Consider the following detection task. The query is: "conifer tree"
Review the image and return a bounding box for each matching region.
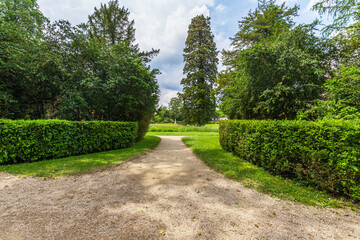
[87,0,136,47]
[180,15,218,125]
[86,0,158,62]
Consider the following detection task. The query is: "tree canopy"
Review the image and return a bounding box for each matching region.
[1,0,359,128]
[217,0,329,120]
[179,15,218,125]
[312,0,360,33]
[0,0,160,140]
[298,0,360,120]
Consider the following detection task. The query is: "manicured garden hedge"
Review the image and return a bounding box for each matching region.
[219,120,360,201]
[0,119,137,165]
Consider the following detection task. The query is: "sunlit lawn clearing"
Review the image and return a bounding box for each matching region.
[148,124,219,133]
[147,131,219,136]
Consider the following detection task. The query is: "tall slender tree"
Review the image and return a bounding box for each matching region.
[87,0,136,47]
[86,0,158,62]
[179,15,218,125]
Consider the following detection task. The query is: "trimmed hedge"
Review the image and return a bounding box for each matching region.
[0,119,137,165]
[220,120,360,201]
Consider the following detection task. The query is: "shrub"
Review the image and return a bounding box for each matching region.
[220,120,360,201]
[0,119,137,165]
[136,112,154,142]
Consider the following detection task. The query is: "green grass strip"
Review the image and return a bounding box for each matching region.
[182,136,351,208]
[147,132,219,136]
[0,136,161,178]
[148,124,219,133]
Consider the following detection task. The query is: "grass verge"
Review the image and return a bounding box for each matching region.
[0,136,161,178]
[182,136,352,208]
[147,132,219,136]
[148,124,219,133]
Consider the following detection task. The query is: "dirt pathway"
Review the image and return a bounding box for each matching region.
[0,136,359,240]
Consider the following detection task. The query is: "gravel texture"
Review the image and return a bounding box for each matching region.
[0,136,359,240]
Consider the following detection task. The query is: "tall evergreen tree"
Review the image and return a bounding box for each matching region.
[87,0,136,47]
[180,15,218,125]
[86,0,158,62]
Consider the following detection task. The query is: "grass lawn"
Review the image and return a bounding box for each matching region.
[150,123,219,127]
[147,131,219,136]
[182,136,354,208]
[0,136,161,178]
[148,123,219,133]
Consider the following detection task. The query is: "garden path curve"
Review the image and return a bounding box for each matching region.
[0,136,359,240]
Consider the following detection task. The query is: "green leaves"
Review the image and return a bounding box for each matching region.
[0,119,137,165]
[312,0,360,33]
[180,15,218,126]
[220,120,360,202]
[86,0,159,62]
[231,0,299,50]
[0,0,47,36]
[0,1,159,141]
[217,1,328,120]
[300,20,360,121]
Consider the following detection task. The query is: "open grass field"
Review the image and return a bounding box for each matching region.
[147,131,219,136]
[147,123,219,136]
[0,136,161,178]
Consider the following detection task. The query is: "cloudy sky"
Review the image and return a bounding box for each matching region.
[38,0,325,106]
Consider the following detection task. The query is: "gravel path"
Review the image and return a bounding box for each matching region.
[0,136,359,240]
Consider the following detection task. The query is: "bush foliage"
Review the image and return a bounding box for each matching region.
[219,120,360,201]
[0,119,137,165]
[0,1,159,142]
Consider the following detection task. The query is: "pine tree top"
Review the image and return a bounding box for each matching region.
[183,15,219,82]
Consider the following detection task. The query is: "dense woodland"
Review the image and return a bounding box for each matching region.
[0,0,159,139]
[1,0,359,127]
[158,0,360,125]
[217,0,360,121]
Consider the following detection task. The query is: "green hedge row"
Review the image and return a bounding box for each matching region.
[0,119,137,165]
[219,120,360,201]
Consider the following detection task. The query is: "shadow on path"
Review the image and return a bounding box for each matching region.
[0,136,359,240]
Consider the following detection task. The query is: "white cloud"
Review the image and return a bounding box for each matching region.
[215,4,226,12]
[38,0,215,106]
[37,0,324,106]
[159,90,179,107]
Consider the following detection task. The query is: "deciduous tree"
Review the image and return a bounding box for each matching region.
[217,0,329,120]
